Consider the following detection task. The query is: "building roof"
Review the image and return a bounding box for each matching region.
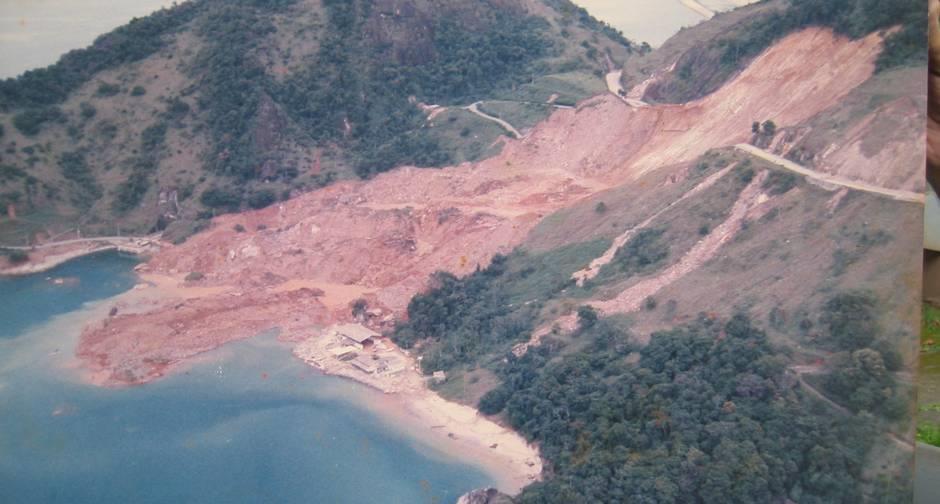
[351,355,378,373]
[334,323,379,343]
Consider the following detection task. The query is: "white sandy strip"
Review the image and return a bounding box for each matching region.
[293,334,542,494]
[592,171,770,314]
[573,162,739,285]
[402,392,542,492]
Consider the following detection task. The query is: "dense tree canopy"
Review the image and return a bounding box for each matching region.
[394,242,908,502]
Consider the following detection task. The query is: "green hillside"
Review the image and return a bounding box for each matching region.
[0,0,631,241]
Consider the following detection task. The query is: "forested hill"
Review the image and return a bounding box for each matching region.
[0,0,632,242]
[628,0,925,104]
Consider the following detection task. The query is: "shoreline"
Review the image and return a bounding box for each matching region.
[358,381,542,494]
[1,238,159,276]
[292,331,542,494]
[79,267,543,495]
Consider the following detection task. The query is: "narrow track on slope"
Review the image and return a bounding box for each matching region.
[464,102,523,139]
[735,143,924,203]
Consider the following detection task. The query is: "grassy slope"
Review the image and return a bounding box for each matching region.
[920,304,940,447]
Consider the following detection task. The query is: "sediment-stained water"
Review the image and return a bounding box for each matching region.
[0,256,491,503]
[0,251,139,339]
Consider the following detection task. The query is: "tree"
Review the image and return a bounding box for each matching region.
[595,201,608,214]
[577,305,598,329]
[751,121,760,134]
[351,298,368,319]
[761,120,776,136]
[6,250,28,264]
[247,189,276,209]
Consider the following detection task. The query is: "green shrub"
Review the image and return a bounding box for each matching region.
[58,151,101,206]
[200,186,241,210]
[247,189,276,209]
[610,228,668,274]
[577,305,598,329]
[12,107,64,136]
[5,250,29,264]
[79,102,97,119]
[112,166,151,213]
[130,85,147,96]
[95,82,121,97]
[184,271,205,282]
[821,293,878,351]
[166,98,190,119]
[350,298,368,318]
[761,120,776,136]
[762,171,797,195]
[478,387,510,415]
[917,422,940,447]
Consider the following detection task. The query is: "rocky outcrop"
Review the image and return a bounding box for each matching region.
[457,488,515,504]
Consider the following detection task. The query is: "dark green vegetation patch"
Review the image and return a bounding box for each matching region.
[393,228,911,501]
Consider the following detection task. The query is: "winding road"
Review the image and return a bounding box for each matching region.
[735,143,925,204]
[788,364,914,451]
[605,70,649,108]
[464,102,523,139]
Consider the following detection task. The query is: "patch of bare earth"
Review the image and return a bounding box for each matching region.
[78,28,887,386]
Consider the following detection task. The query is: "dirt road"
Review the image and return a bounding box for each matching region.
[789,364,914,451]
[605,70,649,108]
[735,143,924,203]
[464,102,523,139]
[0,235,157,250]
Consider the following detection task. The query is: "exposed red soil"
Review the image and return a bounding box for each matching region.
[77,28,891,386]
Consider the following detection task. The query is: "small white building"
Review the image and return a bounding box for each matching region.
[332,323,379,349]
[351,355,378,374]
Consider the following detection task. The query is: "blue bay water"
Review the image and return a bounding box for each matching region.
[0,251,140,339]
[0,254,492,503]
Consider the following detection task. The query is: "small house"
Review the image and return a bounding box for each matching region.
[351,355,378,374]
[333,323,379,349]
[329,346,357,361]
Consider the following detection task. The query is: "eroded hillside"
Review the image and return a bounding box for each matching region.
[63,10,926,501]
[77,27,905,384]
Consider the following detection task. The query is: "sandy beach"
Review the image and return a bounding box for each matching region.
[291,327,543,493]
[375,390,542,494]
